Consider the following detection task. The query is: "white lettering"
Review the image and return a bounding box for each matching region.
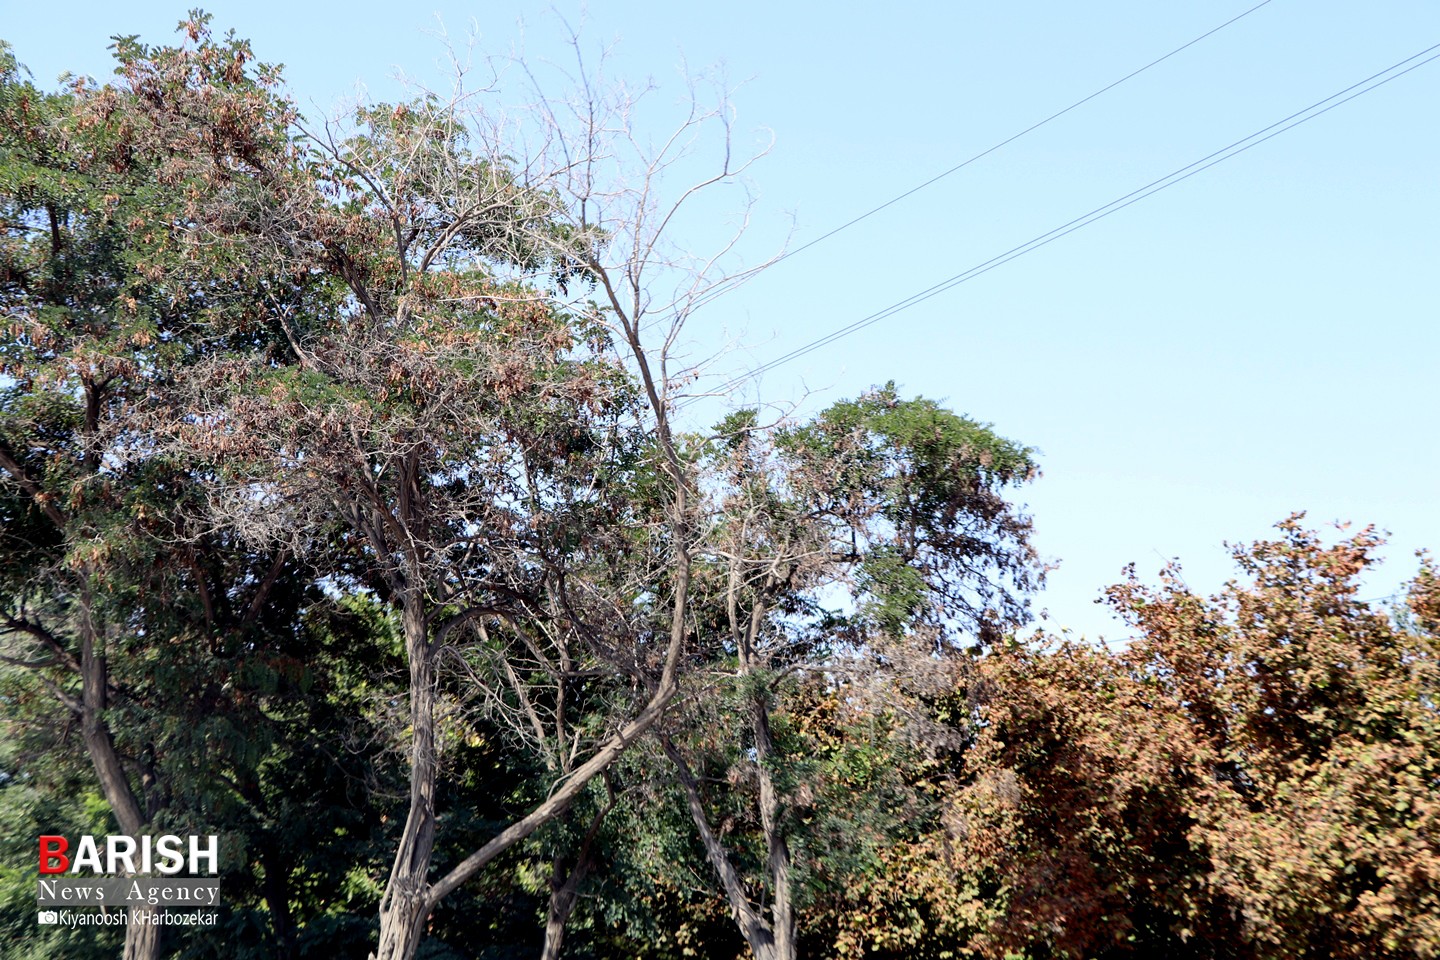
[61,834,214,876]
[107,836,137,875]
[37,879,105,901]
[72,836,103,874]
[155,835,184,875]
[188,835,218,875]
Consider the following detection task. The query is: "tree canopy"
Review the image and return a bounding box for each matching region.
[2,15,1437,960]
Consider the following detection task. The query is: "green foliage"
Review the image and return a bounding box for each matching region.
[776,383,1042,640]
[0,772,120,959]
[6,18,1437,960]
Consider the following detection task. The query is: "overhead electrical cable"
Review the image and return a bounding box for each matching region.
[687,0,1278,313]
[690,41,1440,403]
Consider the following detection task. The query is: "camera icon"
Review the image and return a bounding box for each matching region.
[38,909,59,924]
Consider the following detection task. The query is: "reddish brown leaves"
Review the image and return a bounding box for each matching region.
[948,519,1440,959]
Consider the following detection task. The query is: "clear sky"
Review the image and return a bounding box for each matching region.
[5,1,1436,640]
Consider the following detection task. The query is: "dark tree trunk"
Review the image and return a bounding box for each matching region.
[540,793,613,960]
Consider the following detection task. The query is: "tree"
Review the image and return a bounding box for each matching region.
[0,32,324,959]
[951,517,1440,959]
[649,387,1042,960]
[106,16,771,959]
[1115,520,1440,958]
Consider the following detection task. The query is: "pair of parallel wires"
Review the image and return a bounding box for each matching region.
[683,1,1440,403]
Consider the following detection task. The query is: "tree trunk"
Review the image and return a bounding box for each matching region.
[374,598,439,960]
[238,780,298,959]
[540,855,584,960]
[750,698,795,960]
[539,793,613,960]
[664,738,781,960]
[259,831,298,959]
[123,904,162,960]
[374,900,428,960]
[79,593,164,960]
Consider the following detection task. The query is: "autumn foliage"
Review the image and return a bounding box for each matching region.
[930,518,1440,960]
[3,13,1438,960]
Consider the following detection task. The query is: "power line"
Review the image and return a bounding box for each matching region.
[689,0,1277,313]
[689,41,1440,404]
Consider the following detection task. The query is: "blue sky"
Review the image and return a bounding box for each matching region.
[5,1,1436,639]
